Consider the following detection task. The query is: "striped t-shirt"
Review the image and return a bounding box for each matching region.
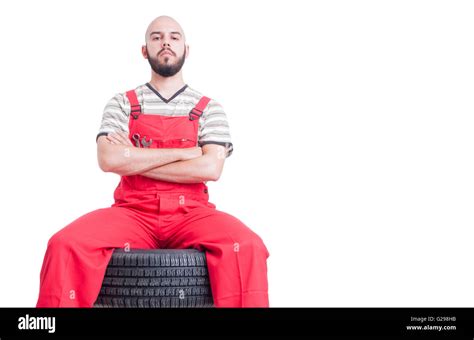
[96,83,233,157]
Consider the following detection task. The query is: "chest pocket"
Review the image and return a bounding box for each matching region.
[155,138,197,148]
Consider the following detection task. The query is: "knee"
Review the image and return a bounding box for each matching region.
[236,233,270,259]
[47,230,75,251]
[217,212,269,258]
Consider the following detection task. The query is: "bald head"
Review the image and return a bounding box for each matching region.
[142,15,188,78]
[145,16,186,43]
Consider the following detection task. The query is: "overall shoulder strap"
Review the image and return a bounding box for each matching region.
[125,90,142,119]
[189,96,211,121]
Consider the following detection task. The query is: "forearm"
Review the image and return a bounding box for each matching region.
[140,154,219,183]
[99,143,186,176]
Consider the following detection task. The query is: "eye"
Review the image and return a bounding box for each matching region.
[152,36,160,40]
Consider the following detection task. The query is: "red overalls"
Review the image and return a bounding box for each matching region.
[36,89,270,308]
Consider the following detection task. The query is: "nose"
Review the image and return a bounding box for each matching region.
[161,37,171,48]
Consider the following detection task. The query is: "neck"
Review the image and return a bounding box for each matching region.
[149,71,186,94]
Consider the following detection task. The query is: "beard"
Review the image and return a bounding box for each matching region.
[146,45,186,77]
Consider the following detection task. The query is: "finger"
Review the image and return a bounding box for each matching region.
[107,133,120,141]
[107,134,122,144]
[116,132,133,145]
[123,135,134,146]
[119,133,134,146]
[106,137,117,144]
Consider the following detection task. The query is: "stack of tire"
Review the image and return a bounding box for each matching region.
[94,248,214,308]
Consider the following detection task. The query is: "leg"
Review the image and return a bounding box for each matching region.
[159,205,270,308]
[36,206,159,307]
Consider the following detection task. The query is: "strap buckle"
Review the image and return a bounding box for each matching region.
[130,104,142,119]
[189,107,203,121]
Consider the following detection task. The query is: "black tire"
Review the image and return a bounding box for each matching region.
[93,248,214,308]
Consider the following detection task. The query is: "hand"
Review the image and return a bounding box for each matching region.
[181,147,203,160]
[107,131,134,146]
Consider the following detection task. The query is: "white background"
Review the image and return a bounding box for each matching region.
[0,0,473,307]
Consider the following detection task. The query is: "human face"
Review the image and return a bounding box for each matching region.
[144,28,187,77]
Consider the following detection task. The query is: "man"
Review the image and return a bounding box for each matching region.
[36,16,270,308]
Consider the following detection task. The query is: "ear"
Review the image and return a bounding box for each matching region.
[141,45,148,59]
[185,44,189,59]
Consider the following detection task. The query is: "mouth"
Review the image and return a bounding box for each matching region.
[160,50,174,57]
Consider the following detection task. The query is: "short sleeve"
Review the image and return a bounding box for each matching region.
[198,99,234,157]
[96,93,130,142]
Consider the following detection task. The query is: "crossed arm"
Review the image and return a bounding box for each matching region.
[97,132,227,183]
